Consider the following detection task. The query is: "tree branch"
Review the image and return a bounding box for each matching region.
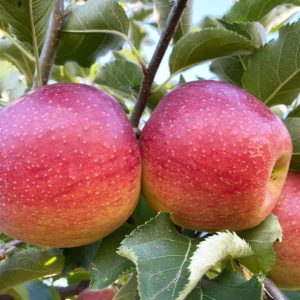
[264,278,288,300]
[130,0,188,128]
[33,0,64,88]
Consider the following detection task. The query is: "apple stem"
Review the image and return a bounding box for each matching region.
[130,0,189,129]
[32,0,65,89]
[264,278,289,300]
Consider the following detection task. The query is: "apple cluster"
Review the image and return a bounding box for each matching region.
[0,81,298,289]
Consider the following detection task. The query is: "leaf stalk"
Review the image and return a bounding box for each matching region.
[33,0,65,88]
[29,0,42,88]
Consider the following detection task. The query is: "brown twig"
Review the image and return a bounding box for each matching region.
[33,0,64,88]
[130,0,188,128]
[264,278,288,300]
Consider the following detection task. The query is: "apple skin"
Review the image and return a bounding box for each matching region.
[77,287,115,300]
[0,83,141,247]
[140,80,292,231]
[269,172,300,289]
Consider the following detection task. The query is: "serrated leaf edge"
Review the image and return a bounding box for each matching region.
[176,231,253,300]
[117,212,166,265]
[90,264,135,291]
[170,27,256,74]
[118,212,194,300]
[242,20,300,104]
[117,213,165,300]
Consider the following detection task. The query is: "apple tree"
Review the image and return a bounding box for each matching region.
[0,0,300,299]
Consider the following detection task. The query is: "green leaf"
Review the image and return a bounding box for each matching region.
[0,39,34,85]
[131,195,156,226]
[210,56,244,87]
[178,74,186,84]
[200,16,222,29]
[238,215,282,274]
[62,241,100,274]
[284,117,300,172]
[68,271,90,285]
[112,48,141,66]
[186,269,263,300]
[289,104,300,117]
[0,61,26,105]
[114,273,140,300]
[169,28,255,75]
[218,20,267,47]
[0,234,11,243]
[177,232,253,300]
[0,0,55,50]
[0,248,64,292]
[94,60,143,97]
[90,224,134,291]
[118,213,197,300]
[283,290,300,299]
[154,0,193,43]
[148,85,168,110]
[242,21,300,106]
[131,6,153,22]
[270,105,288,118]
[224,0,300,23]
[6,284,30,300]
[129,20,147,50]
[56,0,129,67]
[51,62,87,83]
[123,0,152,3]
[25,280,60,300]
[201,18,267,47]
[261,4,300,32]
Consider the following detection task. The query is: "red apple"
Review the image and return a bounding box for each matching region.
[269,172,300,289]
[0,83,141,247]
[140,80,292,231]
[77,287,115,300]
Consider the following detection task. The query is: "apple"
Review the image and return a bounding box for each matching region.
[140,80,292,231]
[77,287,115,300]
[0,83,141,247]
[269,172,300,289]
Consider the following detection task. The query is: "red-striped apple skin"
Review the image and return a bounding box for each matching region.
[78,288,115,300]
[140,80,292,231]
[0,83,141,247]
[269,172,300,289]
